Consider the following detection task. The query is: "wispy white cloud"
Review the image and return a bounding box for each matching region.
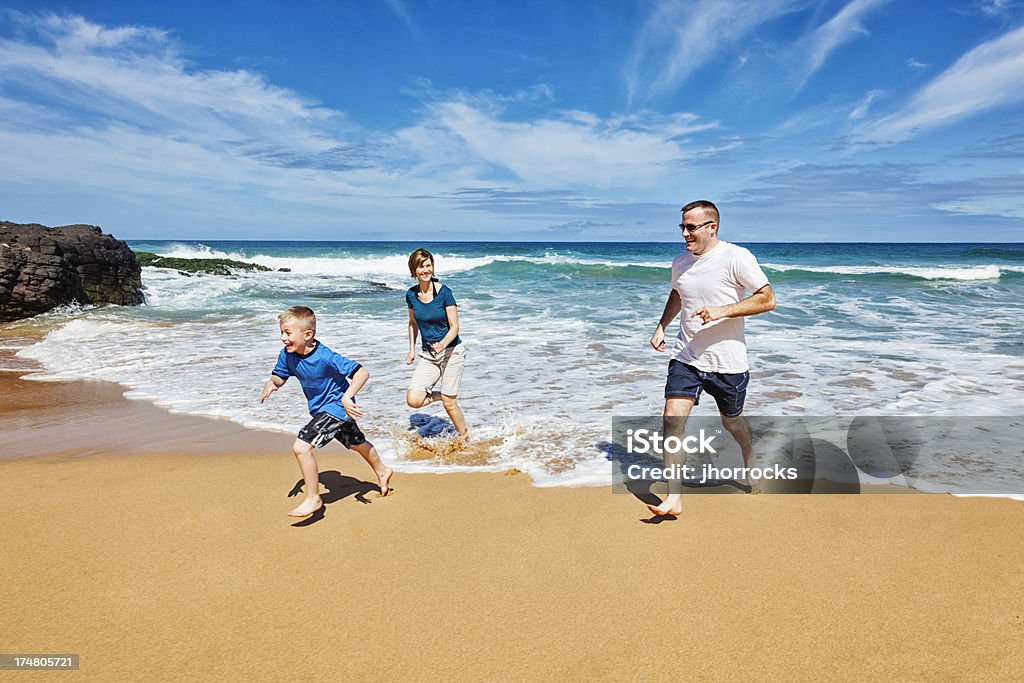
[382,0,421,39]
[906,57,929,69]
[978,0,1024,18]
[623,0,808,105]
[849,89,883,120]
[393,92,720,188]
[0,12,726,234]
[794,0,893,91]
[856,23,1024,143]
[0,12,346,150]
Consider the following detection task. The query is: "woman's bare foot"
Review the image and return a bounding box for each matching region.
[288,496,323,517]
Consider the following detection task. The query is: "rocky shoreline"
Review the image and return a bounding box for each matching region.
[133,251,281,276]
[0,221,143,323]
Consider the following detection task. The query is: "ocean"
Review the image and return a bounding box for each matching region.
[6,240,1024,493]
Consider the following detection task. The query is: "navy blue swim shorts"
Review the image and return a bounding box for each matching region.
[298,412,367,449]
[665,360,749,418]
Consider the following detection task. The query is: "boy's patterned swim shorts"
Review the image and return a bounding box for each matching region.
[297,412,367,449]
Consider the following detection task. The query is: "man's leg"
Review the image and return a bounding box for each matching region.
[720,413,760,492]
[646,397,695,517]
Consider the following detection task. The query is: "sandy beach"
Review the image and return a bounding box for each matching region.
[2,370,1023,680]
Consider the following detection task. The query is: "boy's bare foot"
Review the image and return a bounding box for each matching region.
[288,496,323,517]
[376,467,394,497]
[645,496,683,517]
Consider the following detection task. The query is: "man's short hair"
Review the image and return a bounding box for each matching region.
[681,200,720,224]
[408,248,434,277]
[279,305,316,334]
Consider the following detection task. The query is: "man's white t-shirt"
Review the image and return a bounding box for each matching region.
[670,241,770,373]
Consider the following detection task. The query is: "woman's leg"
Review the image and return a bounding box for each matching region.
[440,394,468,436]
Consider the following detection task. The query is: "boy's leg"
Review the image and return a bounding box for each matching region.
[290,438,323,517]
[351,440,393,497]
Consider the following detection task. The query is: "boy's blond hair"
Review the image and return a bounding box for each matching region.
[279,306,316,334]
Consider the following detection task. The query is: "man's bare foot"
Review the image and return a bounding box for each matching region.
[288,496,323,517]
[376,467,394,497]
[646,496,683,517]
[742,454,761,494]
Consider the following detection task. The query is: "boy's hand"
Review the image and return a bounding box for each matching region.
[342,395,365,419]
[259,379,278,403]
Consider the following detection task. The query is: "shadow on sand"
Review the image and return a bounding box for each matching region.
[287,470,383,527]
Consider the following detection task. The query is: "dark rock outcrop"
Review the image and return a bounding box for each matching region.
[0,222,144,322]
[134,251,272,275]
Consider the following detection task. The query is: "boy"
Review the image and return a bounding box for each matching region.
[260,305,393,517]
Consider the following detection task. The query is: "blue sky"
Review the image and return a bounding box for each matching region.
[1,1,1023,242]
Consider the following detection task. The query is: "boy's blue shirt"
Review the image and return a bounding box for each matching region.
[272,340,361,421]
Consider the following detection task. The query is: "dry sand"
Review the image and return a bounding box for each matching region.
[2,371,1023,680]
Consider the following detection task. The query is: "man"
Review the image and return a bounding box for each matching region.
[647,200,776,517]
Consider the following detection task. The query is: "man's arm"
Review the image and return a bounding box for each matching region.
[259,374,287,403]
[651,289,682,352]
[692,284,776,325]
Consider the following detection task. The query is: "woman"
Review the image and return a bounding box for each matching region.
[405,248,468,436]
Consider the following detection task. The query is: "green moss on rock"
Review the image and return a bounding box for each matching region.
[133,251,272,275]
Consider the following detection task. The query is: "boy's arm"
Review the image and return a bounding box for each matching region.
[260,375,286,403]
[340,366,369,419]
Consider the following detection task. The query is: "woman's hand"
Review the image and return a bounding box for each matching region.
[429,341,445,354]
[406,352,416,365]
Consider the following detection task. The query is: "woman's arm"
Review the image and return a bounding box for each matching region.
[430,305,460,353]
[407,307,419,364]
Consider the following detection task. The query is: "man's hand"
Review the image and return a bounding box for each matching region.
[650,326,666,352]
[342,395,365,419]
[692,305,726,325]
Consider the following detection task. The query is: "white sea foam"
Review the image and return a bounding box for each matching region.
[152,242,665,279]
[763,263,1003,281]
[13,243,1024,496]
